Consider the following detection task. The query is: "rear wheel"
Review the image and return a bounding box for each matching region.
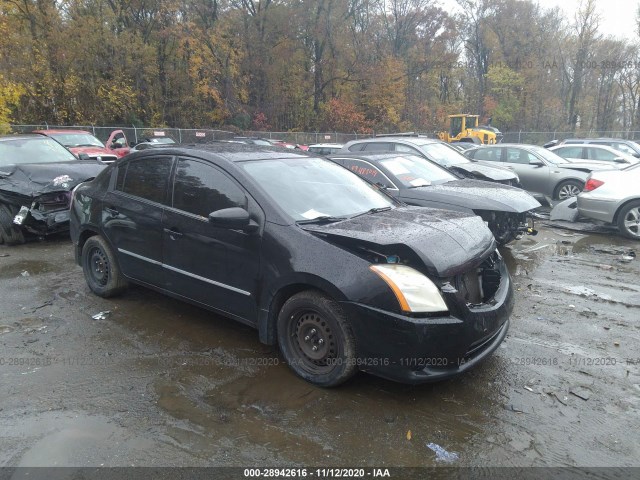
[616,200,640,240]
[554,180,583,200]
[0,204,26,246]
[277,290,357,387]
[81,235,128,297]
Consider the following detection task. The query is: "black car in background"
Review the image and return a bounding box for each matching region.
[339,137,521,186]
[0,134,106,245]
[70,144,513,386]
[330,153,540,245]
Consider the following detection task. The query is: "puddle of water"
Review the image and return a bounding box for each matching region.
[0,260,54,279]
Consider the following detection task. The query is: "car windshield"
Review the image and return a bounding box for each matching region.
[0,137,77,166]
[379,155,456,187]
[528,145,570,164]
[420,142,472,167]
[49,132,105,148]
[241,157,395,221]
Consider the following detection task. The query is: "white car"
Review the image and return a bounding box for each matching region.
[307,143,344,155]
[577,163,640,240]
[549,144,639,167]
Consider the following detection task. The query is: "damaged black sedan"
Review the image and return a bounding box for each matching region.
[330,153,540,245]
[0,135,106,245]
[70,145,513,386]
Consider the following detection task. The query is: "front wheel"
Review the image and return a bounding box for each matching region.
[81,235,128,297]
[277,290,357,387]
[616,200,640,240]
[554,180,583,200]
[0,204,26,246]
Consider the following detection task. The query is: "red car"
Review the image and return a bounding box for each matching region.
[33,129,130,162]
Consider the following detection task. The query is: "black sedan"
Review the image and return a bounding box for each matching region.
[0,134,106,245]
[330,153,540,245]
[70,144,513,386]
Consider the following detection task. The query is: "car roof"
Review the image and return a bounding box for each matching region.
[562,138,638,143]
[346,136,439,146]
[0,133,48,142]
[32,129,93,134]
[128,142,313,163]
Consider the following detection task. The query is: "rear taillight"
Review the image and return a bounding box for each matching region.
[584,178,604,192]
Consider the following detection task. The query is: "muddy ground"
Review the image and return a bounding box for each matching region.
[0,222,639,471]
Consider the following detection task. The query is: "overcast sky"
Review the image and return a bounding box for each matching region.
[441,0,639,41]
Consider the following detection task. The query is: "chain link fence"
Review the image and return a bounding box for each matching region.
[10,124,640,147]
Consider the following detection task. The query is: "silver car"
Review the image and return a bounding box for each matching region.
[577,163,640,240]
[549,144,639,166]
[465,144,616,200]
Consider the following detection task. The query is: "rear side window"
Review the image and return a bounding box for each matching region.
[362,142,393,152]
[505,148,537,164]
[347,143,366,152]
[172,158,247,218]
[555,146,583,158]
[587,147,617,161]
[472,147,500,162]
[116,156,173,204]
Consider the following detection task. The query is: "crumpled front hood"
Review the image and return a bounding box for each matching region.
[450,161,517,181]
[0,161,106,197]
[402,179,540,213]
[302,206,496,277]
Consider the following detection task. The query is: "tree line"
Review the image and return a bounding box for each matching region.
[2,0,640,136]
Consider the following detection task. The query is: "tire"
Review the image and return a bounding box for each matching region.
[554,180,583,201]
[0,204,26,246]
[277,290,357,387]
[81,235,128,297]
[616,200,640,240]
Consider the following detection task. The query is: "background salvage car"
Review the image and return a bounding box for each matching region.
[0,135,106,245]
[70,144,513,387]
[577,163,640,240]
[339,136,521,187]
[464,144,616,200]
[329,153,540,245]
[549,144,639,166]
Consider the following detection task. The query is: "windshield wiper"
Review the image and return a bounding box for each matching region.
[407,184,431,189]
[296,215,348,224]
[350,206,392,219]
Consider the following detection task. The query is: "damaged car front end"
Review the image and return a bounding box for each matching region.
[0,135,106,244]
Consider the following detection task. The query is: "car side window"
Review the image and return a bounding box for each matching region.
[505,148,535,164]
[172,158,247,218]
[362,142,393,152]
[472,147,500,162]
[394,144,421,155]
[587,147,617,161]
[347,143,366,152]
[341,159,394,188]
[610,143,635,155]
[115,156,173,204]
[556,146,583,158]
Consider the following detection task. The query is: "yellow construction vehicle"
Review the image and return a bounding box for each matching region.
[438,114,503,144]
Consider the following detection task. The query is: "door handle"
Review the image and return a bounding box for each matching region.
[164,227,183,238]
[105,207,119,216]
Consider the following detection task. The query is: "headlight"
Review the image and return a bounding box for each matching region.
[370,264,449,313]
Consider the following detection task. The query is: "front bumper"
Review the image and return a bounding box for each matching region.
[13,205,71,236]
[340,256,513,384]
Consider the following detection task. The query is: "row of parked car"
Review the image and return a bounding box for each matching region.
[1,130,637,386]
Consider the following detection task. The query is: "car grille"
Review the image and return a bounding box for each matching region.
[455,251,502,306]
[35,192,71,212]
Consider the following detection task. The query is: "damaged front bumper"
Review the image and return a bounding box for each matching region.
[10,191,72,236]
[340,252,513,384]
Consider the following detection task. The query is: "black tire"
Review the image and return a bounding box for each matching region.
[554,180,583,201]
[277,290,357,387]
[81,235,128,297]
[616,200,640,240]
[0,204,26,246]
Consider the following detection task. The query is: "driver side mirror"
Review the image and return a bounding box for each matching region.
[613,157,628,164]
[208,207,259,233]
[77,153,90,161]
[375,182,389,190]
[529,159,544,167]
